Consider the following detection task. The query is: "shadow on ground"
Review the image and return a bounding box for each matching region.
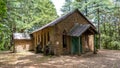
[0,50,120,68]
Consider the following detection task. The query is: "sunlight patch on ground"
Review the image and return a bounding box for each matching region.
[41,63,52,66]
[16,51,35,55]
[12,59,32,65]
[106,57,117,61]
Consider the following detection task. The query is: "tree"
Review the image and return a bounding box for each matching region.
[7,0,57,32]
[0,0,58,50]
[61,0,73,15]
[0,0,10,50]
[29,0,58,31]
[0,0,6,21]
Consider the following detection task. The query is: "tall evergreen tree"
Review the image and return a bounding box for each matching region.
[0,0,58,50]
[0,0,9,50]
[61,0,73,15]
[7,0,58,32]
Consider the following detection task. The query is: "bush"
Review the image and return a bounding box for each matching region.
[101,34,120,50]
[109,41,120,50]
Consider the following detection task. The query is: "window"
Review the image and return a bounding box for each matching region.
[63,35,67,48]
[63,30,67,48]
[47,32,50,41]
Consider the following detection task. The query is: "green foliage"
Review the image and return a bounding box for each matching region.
[0,0,7,21]
[0,0,10,50]
[0,0,58,50]
[7,0,57,32]
[61,0,73,14]
[0,24,10,50]
[110,41,120,49]
[29,0,58,31]
[101,23,120,50]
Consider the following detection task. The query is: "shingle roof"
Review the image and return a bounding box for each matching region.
[68,24,95,37]
[13,33,31,40]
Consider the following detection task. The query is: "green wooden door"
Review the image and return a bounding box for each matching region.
[71,37,79,54]
[71,37,82,55]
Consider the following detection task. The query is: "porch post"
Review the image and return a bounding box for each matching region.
[71,41,72,55]
[78,37,80,55]
[94,34,97,54]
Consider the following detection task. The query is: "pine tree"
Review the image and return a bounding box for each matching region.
[0,0,58,50]
[0,0,6,21]
[61,0,73,15]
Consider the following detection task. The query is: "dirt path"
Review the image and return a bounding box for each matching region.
[0,50,120,68]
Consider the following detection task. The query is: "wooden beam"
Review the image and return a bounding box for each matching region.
[36,33,38,46]
[43,32,44,51]
[40,32,41,42]
[78,37,80,55]
[41,32,43,49]
[94,35,97,54]
[46,32,48,45]
[38,33,39,44]
[34,33,37,50]
[88,29,94,34]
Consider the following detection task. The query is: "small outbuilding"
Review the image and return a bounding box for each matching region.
[13,33,33,52]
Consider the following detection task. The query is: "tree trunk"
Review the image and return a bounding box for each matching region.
[85,0,88,16]
[97,4,101,49]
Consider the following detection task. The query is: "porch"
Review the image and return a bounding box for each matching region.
[62,24,98,55]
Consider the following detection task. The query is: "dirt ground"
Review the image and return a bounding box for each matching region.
[0,50,120,68]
